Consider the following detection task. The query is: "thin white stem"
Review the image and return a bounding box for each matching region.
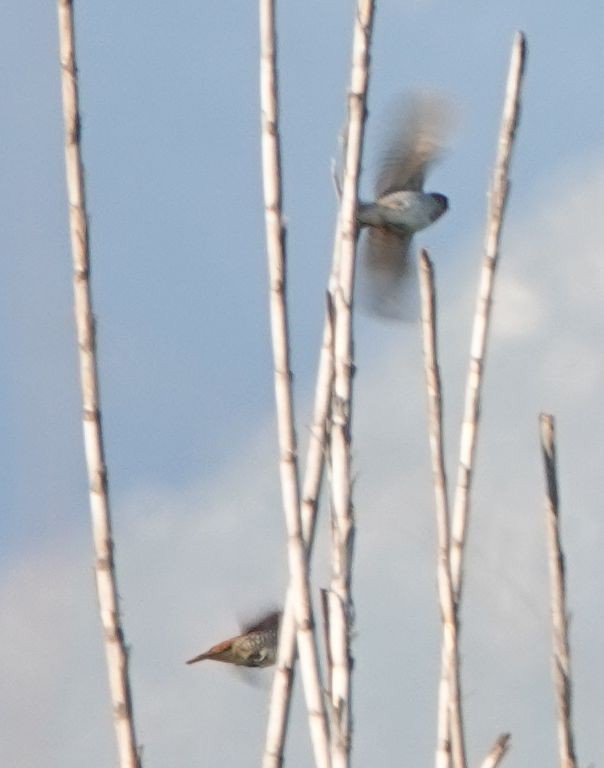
[450,32,527,600]
[320,587,334,701]
[302,292,337,547]
[419,252,467,768]
[539,414,578,768]
[479,733,511,768]
[328,3,375,766]
[258,2,331,767]
[263,14,368,768]
[56,3,141,767]
[264,298,335,768]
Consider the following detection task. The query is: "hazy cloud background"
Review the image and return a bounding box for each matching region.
[1,2,604,766]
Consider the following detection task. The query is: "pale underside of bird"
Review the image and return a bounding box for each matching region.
[356,92,451,321]
[186,610,281,668]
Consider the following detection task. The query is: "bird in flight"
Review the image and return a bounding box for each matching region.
[357,92,451,320]
[186,610,281,668]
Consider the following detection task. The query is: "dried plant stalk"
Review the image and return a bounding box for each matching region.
[258,2,331,767]
[263,585,298,768]
[57,2,141,767]
[419,252,467,768]
[264,295,335,768]
[320,587,334,701]
[539,414,578,768]
[265,1,376,761]
[328,3,375,766]
[301,292,337,545]
[480,733,511,768]
[450,32,527,599]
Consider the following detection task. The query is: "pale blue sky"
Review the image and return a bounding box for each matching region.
[2,2,603,539]
[1,2,604,766]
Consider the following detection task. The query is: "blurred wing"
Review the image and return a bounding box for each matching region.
[374,92,451,197]
[233,666,272,689]
[357,228,419,322]
[241,609,281,635]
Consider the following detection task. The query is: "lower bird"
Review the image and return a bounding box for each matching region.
[186,610,281,668]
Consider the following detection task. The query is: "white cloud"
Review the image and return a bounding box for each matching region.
[3,154,604,766]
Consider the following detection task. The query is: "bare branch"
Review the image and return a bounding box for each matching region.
[419,251,467,768]
[264,1,376,762]
[328,3,375,766]
[450,32,527,599]
[264,293,335,768]
[539,414,578,768]
[321,587,334,701]
[258,2,331,767]
[265,132,344,765]
[480,733,511,768]
[331,158,343,201]
[56,2,141,766]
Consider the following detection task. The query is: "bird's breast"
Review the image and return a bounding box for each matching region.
[358,191,447,234]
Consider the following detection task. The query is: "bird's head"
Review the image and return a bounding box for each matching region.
[428,192,449,221]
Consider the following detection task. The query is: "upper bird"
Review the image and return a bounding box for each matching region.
[357,92,451,320]
[186,610,281,668]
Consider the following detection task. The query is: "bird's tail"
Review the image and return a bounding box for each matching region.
[185,638,234,665]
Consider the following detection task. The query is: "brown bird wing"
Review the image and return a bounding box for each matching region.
[374,92,450,197]
[358,227,419,321]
